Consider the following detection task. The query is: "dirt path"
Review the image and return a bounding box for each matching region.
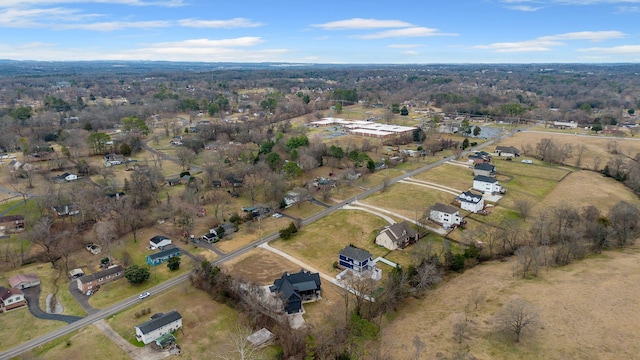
[353,200,447,235]
[342,204,397,224]
[94,319,169,360]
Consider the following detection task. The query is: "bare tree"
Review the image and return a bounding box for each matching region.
[22,217,58,267]
[514,199,532,221]
[468,288,486,311]
[412,335,426,359]
[94,220,118,258]
[575,144,587,168]
[243,173,264,205]
[217,326,261,360]
[452,314,469,344]
[496,298,540,343]
[175,147,196,170]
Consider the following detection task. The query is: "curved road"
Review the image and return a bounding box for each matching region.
[0,130,513,359]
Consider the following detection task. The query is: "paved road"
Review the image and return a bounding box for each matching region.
[0,130,514,359]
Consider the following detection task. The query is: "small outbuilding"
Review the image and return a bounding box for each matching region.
[8,274,40,290]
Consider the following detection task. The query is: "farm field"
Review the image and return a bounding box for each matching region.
[498,131,640,170]
[379,246,640,360]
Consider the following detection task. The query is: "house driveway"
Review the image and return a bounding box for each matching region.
[68,280,100,315]
[94,319,169,360]
[22,285,83,323]
[350,200,447,235]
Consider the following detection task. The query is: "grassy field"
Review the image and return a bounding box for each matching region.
[28,324,129,360]
[272,210,389,275]
[104,284,279,359]
[362,182,454,221]
[0,308,66,352]
[379,246,640,360]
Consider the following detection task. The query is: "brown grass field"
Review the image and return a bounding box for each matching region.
[379,247,640,360]
[271,210,390,275]
[497,131,640,170]
[0,307,67,352]
[28,324,128,360]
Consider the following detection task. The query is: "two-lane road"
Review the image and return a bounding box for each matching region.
[0,130,513,359]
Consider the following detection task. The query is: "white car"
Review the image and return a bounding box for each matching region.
[138,291,150,299]
[272,212,283,219]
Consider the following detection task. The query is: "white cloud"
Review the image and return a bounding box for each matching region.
[151,37,265,48]
[356,27,456,39]
[506,5,543,11]
[578,44,640,54]
[615,5,640,13]
[475,39,560,52]
[60,20,171,31]
[476,30,626,52]
[388,44,423,48]
[540,30,625,41]
[311,18,413,30]
[0,7,100,28]
[0,0,185,7]
[178,18,263,29]
[403,50,419,55]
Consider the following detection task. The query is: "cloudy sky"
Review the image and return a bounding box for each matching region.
[1,0,640,63]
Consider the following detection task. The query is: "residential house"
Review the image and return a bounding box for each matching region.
[53,172,78,183]
[473,175,504,194]
[468,154,489,164]
[455,191,485,213]
[473,163,496,177]
[495,146,520,158]
[146,247,181,266]
[338,246,375,273]
[0,215,25,234]
[429,203,463,228]
[8,159,22,172]
[166,178,181,186]
[135,310,183,345]
[52,205,79,217]
[375,221,420,250]
[149,235,172,250]
[284,191,301,207]
[269,270,322,314]
[0,288,27,313]
[9,274,40,289]
[76,265,124,293]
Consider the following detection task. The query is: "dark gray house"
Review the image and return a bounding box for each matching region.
[269,270,322,314]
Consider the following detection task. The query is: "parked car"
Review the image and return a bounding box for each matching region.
[272,212,283,219]
[138,291,150,299]
[521,159,533,164]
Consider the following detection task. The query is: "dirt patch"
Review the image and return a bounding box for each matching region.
[380,247,640,359]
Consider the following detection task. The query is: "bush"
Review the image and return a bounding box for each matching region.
[279,222,298,240]
[332,261,339,269]
[451,253,466,273]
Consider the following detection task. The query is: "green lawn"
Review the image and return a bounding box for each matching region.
[29,325,128,360]
[272,210,389,274]
[0,308,65,352]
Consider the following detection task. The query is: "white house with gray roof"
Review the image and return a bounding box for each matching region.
[473,175,504,194]
[456,191,485,213]
[429,203,463,228]
[135,310,183,345]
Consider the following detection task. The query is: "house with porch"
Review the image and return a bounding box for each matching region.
[9,274,40,289]
[269,270,322,314]
[473,175,504,194]
[375,221,420,250]
[146,247,181,266]
[0,288,27,313]
[76,265,124,293]
[429,203,463,228]
[135,310,183,345]
[495,146,520,158]
[338,245,375,272]
[473,163,496,177]
[455,191,485,213]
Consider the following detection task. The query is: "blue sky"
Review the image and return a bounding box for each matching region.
[1,0,640,63]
